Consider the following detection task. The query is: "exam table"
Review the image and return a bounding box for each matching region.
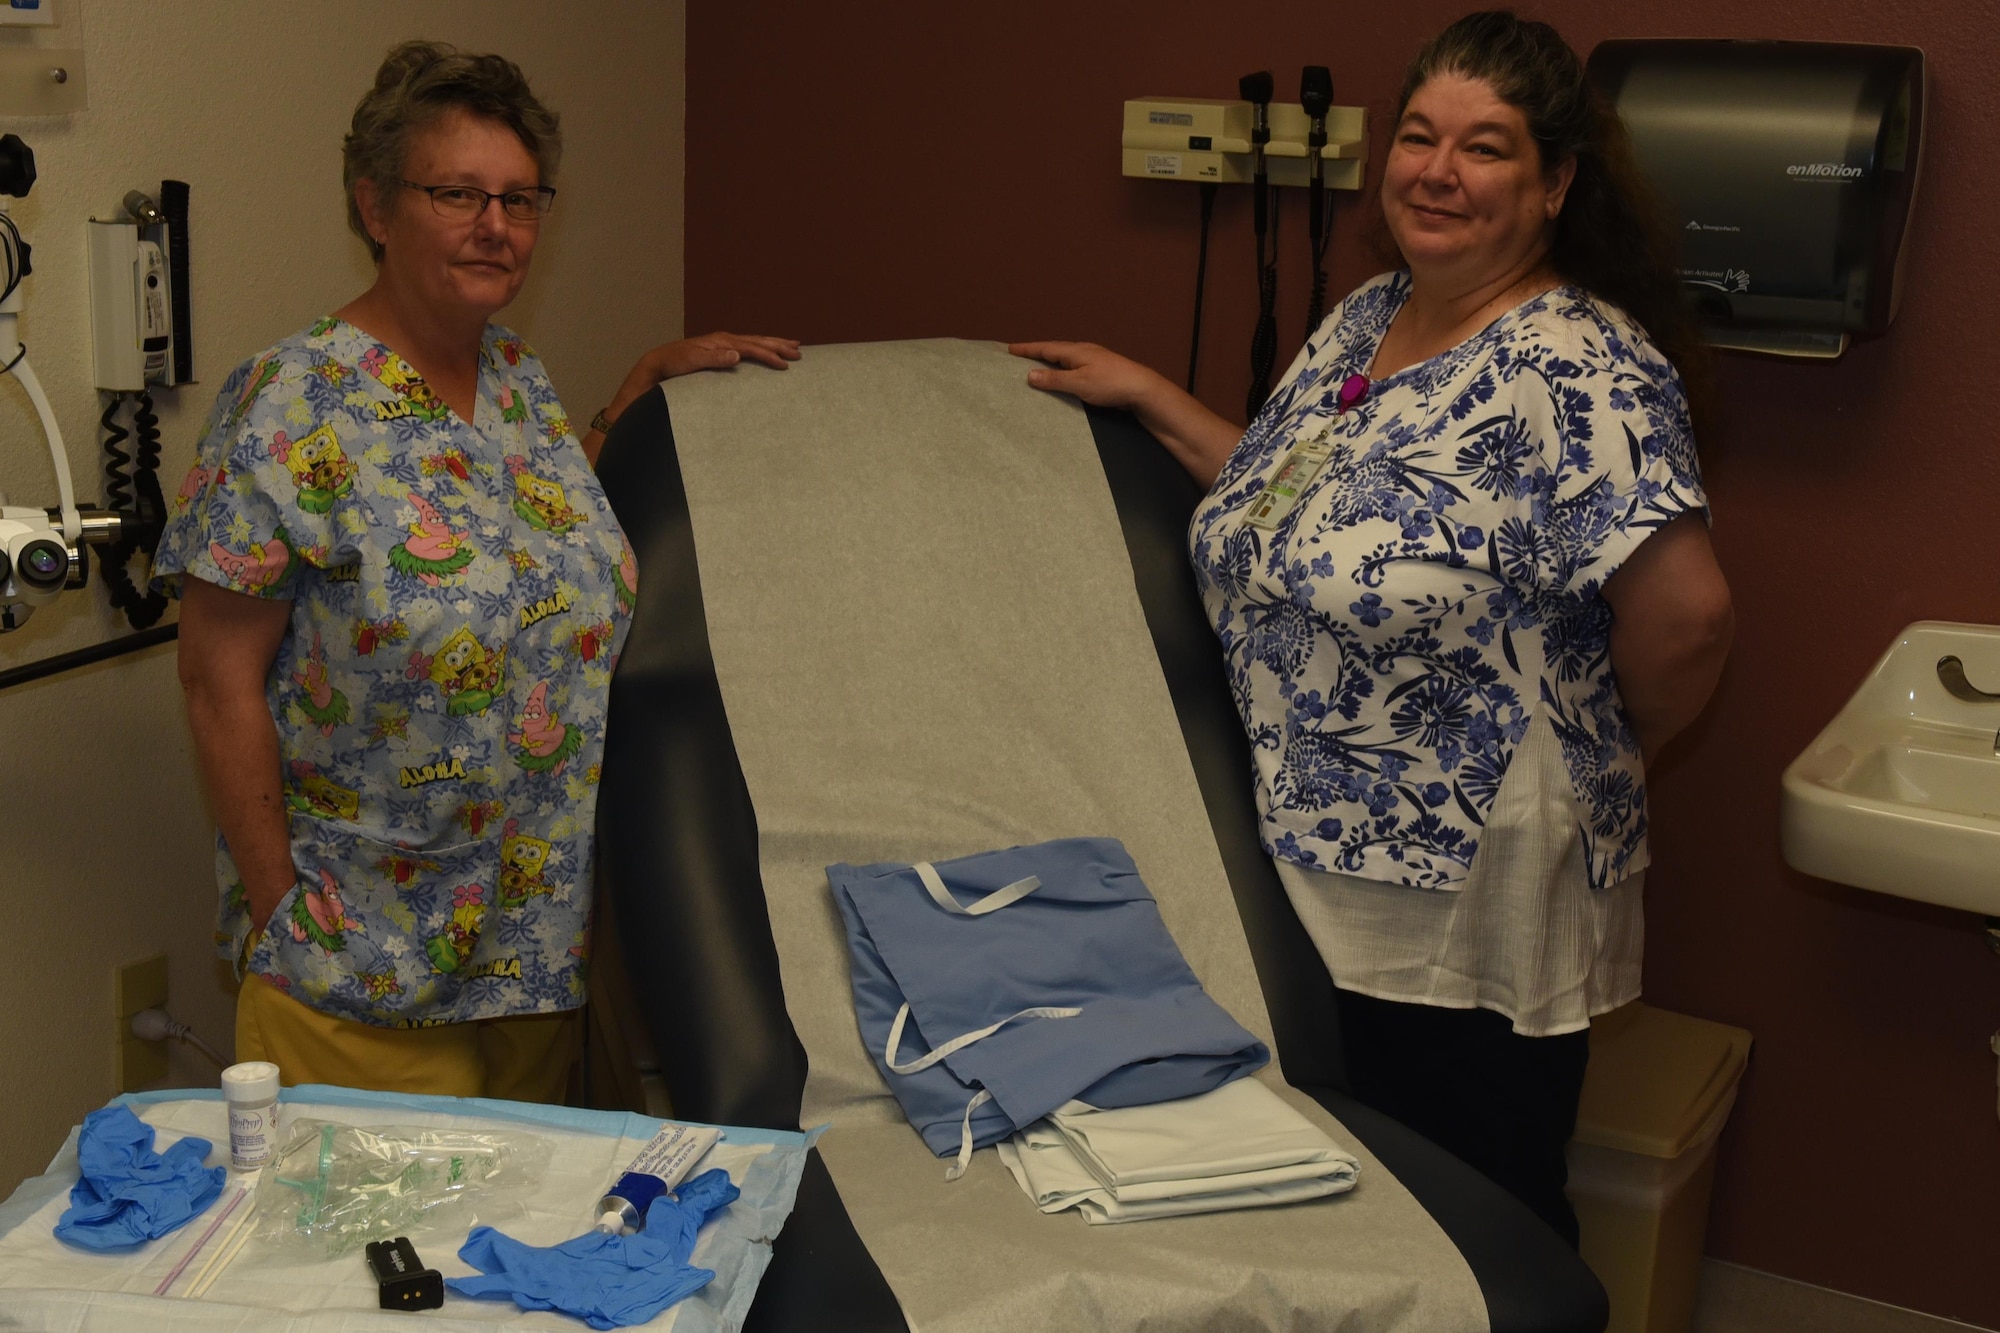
[593,361,1610,1333]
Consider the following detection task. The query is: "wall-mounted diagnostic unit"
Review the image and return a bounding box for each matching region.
[1588,40,1925,359]
[1121,96,1367,189]
[1120,75,1369,415]
[87,200,180,391]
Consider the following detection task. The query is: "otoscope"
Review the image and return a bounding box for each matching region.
[1240,70,1278,420]
[1300,65,1334,338]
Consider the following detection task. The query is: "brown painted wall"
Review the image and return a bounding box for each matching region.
[686,2,2000,1322]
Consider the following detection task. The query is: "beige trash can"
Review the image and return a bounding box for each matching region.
[1567,1001,1753,1333]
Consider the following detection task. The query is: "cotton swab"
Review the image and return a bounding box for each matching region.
[152,1186,246,1296]
[186,1210,257,1299]
[183,1200,258,1298]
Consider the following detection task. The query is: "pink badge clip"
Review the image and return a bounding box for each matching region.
[1336,374,1370,416]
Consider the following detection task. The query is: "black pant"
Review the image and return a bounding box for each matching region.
[1336,988,1590,1247]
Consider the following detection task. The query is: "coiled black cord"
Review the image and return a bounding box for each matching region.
[132,390,164,481]
[100,393,133,512]
[0,210,23,303]
[98,391,169,630]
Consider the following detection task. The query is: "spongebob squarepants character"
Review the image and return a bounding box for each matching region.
[288,766,360,821]
[280,425,356,515]
[512,472,584,534]
[498,823,554,909]
[372,350,451,423]
[428,626,507,715]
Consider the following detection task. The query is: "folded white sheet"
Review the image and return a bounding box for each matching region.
[998,1077,1360,1224]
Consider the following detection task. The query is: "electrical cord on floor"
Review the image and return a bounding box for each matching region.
[1186,182,1218,393]
[129,1007,227,1069]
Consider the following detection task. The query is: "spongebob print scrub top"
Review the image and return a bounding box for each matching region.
[154,318,637,1028]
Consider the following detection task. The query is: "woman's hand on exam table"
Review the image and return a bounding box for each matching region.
[638,332,802,381]
[1010,340,1244,488]
[584,333,802,463]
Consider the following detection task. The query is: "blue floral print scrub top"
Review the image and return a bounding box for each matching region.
[154,319,636,1027]
[1190,272,1707,892]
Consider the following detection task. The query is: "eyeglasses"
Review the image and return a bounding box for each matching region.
[396,179,556,223]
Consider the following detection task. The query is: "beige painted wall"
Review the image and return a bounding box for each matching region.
[0,0,685,1197]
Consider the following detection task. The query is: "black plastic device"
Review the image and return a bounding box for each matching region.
[1587,39,1925,346]
[158,179,194,384]
[1300,65,1334,335]
[364,1236,444,1311]
[0,133,36,198]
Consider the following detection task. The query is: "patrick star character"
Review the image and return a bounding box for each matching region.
[224,356,281,430]
[208,525,294,592]
[291,631,350,735]
[172,463,220,514]
[388,491,475,586]
[289,868,348,953]
[614,539,639,614]
[509,680,583,775]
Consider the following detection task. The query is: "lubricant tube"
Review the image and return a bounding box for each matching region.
[593,1124,723,1234]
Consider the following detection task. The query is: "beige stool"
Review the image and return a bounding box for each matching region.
[1567,1001,1753,1333]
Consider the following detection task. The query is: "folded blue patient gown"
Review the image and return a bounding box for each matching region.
[53,1104,226,1252]
[830,837,1269,1175]
[448,1167,740,1329]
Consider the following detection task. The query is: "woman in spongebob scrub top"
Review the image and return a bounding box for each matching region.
[154,41,798,1099]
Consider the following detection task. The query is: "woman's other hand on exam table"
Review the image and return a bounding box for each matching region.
[1010,340,1243,488]
[646,332,802,379]
[1009,340,1164,411]
[584,333,801,463]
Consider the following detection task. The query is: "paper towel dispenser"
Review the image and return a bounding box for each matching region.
[1587,40,1925,359]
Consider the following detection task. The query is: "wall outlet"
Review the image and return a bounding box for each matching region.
[115,954,168,1091]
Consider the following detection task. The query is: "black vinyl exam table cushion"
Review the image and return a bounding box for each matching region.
[595,387,1609,1333]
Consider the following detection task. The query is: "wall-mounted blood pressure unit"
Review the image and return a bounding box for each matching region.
[0,132,190,634]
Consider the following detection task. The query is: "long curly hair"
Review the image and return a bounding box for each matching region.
[1389,11,1711,426]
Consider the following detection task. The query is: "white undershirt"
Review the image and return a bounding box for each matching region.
[1271,711,1643,1038]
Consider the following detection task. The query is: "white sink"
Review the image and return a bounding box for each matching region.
[1781,621,2000,915]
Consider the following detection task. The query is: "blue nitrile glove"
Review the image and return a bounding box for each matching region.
[447,1167,741,1329]
[54,1104,226,1252]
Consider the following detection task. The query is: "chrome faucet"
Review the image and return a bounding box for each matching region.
[1937,656,2000,754]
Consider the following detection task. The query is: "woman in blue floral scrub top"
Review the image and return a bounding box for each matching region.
[157,41,797,1099]
[1014,14,1733,1245]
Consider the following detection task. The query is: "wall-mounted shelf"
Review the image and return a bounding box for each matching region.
[0,44,86,115]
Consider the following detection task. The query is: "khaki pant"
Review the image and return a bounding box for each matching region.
[235,972,580,1104]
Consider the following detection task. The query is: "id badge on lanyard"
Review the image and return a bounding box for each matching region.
[1243,429,1335,530]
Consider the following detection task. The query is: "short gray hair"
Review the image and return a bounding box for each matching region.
[342,40,563,261]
